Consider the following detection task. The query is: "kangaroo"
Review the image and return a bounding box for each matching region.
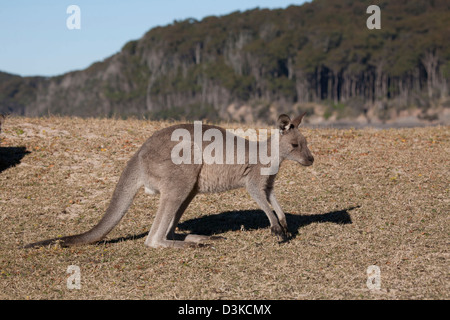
[24,113,314,249]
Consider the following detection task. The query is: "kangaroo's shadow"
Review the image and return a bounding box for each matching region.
[103,206,356,245]
[178,207,355,239]
[0,147,30,173]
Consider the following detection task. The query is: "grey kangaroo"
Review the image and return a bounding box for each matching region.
[24,113,314,249]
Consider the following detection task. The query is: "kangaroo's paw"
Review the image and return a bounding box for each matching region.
[145,234,225,249]
[144,238,198,249]
[184,234,226,243]
[271,225,289,242]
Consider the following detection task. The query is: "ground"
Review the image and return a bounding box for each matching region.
[0,116,448,299]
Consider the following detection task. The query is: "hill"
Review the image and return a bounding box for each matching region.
[1,0,450,125]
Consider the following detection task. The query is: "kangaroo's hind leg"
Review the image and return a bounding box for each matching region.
[144,181,222,248]
[166,189,225,245]
[144,189,196,248]
[166,188,197,240]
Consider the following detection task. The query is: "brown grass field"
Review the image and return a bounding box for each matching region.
[0,116,448,300]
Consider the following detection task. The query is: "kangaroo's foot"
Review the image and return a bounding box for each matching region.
[145,234,225,249]
[172,233,226,243]
[186,234,226,243]
[271,224,290,242]
[144,238,200,248]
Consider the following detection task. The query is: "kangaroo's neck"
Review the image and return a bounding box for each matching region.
[252,132,285,176]
[262,131,287,161]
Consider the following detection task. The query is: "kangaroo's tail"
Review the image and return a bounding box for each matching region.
[23,153,143,248]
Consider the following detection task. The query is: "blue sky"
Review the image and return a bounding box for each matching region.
[0,0,308,77]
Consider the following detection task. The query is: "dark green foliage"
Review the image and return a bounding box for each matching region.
[148,103,218,121]
[0,0,449,120]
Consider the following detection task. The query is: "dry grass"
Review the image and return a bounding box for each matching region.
[0,116,448,300]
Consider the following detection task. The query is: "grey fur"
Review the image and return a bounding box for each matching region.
[24,114,313,249]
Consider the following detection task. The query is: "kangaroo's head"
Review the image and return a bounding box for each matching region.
[277,113,314,166]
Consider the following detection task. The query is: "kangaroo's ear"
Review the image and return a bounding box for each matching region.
[291,112,307,127]
[277,114,292,133]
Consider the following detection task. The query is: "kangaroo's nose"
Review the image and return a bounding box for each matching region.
[308,155,314,163]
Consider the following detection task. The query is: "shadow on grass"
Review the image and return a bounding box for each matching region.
[102,206,356,245]
[178,207,355,240]
[0,147,30,173]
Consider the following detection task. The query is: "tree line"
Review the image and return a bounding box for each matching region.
[1,0,449,121]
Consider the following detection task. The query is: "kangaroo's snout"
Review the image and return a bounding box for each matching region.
[300,154,314,166]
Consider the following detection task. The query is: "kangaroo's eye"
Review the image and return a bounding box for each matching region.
[291,143,299,148]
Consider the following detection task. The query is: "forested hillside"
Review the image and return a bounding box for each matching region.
[1,0,449,124]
